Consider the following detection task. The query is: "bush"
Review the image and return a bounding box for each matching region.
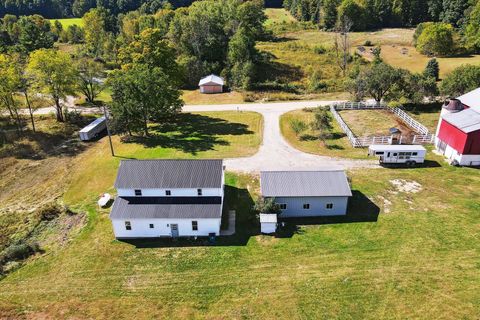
[363,40,373,46]
[313,45,327,54]
[0,240,40,264]
[289,119,308,136]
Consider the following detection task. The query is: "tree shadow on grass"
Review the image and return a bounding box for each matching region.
[275,191,379,238]
[122,113,254,156]
[119,185,258,248]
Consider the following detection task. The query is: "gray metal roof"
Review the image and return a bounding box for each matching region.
[442,108,480,133]
[260,170,352,197]
[114,159,223,189]
[110,196,223,219]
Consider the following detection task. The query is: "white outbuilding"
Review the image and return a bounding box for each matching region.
[260,213,277,234]
[110,159,225,239]
[199,74,224,94]
[260,169,352,217]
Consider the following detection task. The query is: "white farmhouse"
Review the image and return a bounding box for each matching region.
[110,159,225,239]
[260,170,352,217]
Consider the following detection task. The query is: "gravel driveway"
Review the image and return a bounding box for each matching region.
[184,101,378,172]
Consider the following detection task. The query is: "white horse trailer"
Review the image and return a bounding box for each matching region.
[79,116,107,141]
[368,145,426,166]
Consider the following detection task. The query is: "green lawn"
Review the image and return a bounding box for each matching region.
[50,18,84,28]
[0,153,479,318]
[280,109,369,159]
[64,111,263,204]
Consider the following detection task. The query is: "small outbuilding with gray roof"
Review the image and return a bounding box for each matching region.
[260,169,352,217]
[110,159,225,239]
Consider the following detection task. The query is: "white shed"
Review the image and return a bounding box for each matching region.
[199,74,224,94]
[260,213,277,234]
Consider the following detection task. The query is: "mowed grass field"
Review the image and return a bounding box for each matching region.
[0,153,479,318]
[64,111,263,204]
[50,18,84,28]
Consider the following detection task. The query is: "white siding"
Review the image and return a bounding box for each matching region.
[272,196,348,217]
[261,222,276,234]
[111,218,221,238]
[117,187,223,197]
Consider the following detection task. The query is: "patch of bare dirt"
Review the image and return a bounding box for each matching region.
[390,179,422,193]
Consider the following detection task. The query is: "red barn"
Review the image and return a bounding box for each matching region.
[435,89,480,166]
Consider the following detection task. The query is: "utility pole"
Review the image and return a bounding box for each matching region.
[102,105,115,157]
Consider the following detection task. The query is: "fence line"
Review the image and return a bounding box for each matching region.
[330,101,433,148]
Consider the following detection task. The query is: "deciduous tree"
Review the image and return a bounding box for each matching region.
[27,49,77,122]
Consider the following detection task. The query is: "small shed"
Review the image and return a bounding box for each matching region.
[260,213,277,234]
[199,74,224,94]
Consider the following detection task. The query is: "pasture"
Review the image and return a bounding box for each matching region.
[0,153,479,319]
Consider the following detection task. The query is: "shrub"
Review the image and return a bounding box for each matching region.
[363,40,373,46]
[313,45,327,54]
[289,119,308,136]
[0,240,40,264]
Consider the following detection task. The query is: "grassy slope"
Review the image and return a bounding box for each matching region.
[339,109,417,136]
[280,109,369,159]
[50,18,84,28]
[0,155,479,318]
[64,111,263,204]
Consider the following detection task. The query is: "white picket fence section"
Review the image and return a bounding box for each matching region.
[330,101,433,148]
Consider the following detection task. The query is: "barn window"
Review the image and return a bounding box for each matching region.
[279,203,287,210]
[134,189,142,196]
[197,189,203,196]
[192,221,198,231]
[326,203,334,209]
[165,190,171,196]
[125,221,132,230]
[149,224,154,229]
[303,204,310,209]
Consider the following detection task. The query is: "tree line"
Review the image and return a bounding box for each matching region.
[283,0,474,31]
[1,0,267,138]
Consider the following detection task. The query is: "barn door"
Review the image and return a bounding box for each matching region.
[170,224,179,237]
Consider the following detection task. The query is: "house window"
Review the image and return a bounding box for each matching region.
[326,203,334,209]
[279,203,287,210]
[134,189,142,196]
[125,221,131,230]
[192,220,198,231]
[197,189,202,196]
[149,224,154,229]
[165,190,171,196]
[303,204,310,209]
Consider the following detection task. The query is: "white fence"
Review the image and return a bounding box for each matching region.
[330,101,433,148]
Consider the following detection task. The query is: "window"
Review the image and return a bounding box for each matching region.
[412,152,418,156]
[197,188,202,196]
[393,153,398,156]
[125,221,131,230]
[326,203,334,209]
[149,224,154,229]
[303,204,310,209]
[134,189,142,196]
[375,151,384,155]
[192,220,198,231]
[279,203,287,210]
[165,190,171,196]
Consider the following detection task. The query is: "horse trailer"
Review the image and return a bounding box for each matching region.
[79,116,107,141]
[368,145,426,166]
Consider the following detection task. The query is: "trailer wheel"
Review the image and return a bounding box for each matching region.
[406,161,416,167]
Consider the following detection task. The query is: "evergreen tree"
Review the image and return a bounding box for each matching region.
[424,58,440,80]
